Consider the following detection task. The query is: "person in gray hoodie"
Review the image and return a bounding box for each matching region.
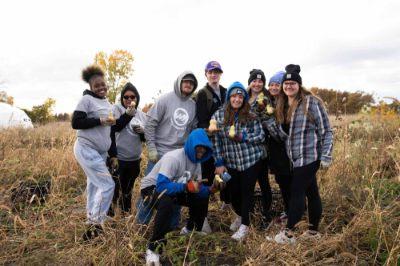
[137,71,198,227]
[109,82,147,214]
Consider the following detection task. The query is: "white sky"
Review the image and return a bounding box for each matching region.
[1,0,399,113]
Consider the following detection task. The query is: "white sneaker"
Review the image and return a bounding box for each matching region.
[145,249,160,266]
[300,230,321,240]
[274,229,296,244]
[231,224,249,241]
[201,217,212,234]
[229,216,242,232]
[180,226,190,235]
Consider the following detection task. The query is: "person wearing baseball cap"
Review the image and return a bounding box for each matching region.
[211,81,266,241]
[195,60,228,233]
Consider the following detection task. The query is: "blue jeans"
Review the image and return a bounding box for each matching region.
[136,161,181,228]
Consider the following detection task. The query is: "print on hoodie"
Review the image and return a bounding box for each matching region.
[145,71,198,158]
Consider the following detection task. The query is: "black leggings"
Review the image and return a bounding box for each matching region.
[287,160,322,231]
[275,174,293,214]
[256,159,272,220]
[227,160,263,226]
[148,192,208,253]
[112,159,141,212]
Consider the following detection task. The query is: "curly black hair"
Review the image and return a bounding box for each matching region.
[81,65,105,83]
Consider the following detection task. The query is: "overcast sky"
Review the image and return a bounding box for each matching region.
[1,0,399,113]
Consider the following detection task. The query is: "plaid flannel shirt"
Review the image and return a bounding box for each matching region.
[212,109,266,171]
[264,95,333,168]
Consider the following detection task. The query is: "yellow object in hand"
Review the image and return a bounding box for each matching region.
[229,125,235,138]
[215,174,223,183]
[108,110,114,120]
[257,93,264,105]
[266,104,274,115]
[208,119,218,132]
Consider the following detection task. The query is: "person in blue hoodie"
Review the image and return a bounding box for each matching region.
[142,129,221,266]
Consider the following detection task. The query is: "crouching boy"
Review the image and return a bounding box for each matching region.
[141,128,221,265]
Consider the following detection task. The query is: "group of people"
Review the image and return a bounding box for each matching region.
[72,61,333,265]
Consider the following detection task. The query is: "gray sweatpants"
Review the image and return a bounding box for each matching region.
[74,141,115,224]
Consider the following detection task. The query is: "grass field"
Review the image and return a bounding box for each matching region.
[0,114,399,265]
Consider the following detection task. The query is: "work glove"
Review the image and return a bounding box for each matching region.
[110,157,119,171]
[213,175,226,191]
[320,160,331,168]
[100,117,116,126]
[148,148,158,163]
[125,102,137,116]
[186,180,200,193]
[133,125,144,134]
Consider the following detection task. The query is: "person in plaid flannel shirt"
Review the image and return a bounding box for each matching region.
[263,64,333,244]
[211,81,266,241]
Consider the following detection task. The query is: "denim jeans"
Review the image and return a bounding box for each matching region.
[136,161,181,228]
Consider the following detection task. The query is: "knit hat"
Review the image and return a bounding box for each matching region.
[205,61,223,73]
[226,81,249,102]
[248,69,266,85]
[282,64,302,85]
[120,82,140,107]
[268,71,285,86]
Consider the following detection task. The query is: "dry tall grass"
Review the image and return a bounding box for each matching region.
[0,116,399,265]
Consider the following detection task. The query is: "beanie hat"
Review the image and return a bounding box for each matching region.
[282,64,302,85]
[226,81,249,102]
[248,69,266,85]
[268,71,285,86]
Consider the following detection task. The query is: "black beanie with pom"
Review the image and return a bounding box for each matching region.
[248,69,266,85]
[282,64,302,85]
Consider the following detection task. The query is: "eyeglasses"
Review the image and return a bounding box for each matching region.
[283,82,297,87]
[123,95,136,100]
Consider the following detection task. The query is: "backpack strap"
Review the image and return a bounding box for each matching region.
[203,87,214,113]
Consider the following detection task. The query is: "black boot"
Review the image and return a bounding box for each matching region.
[82,224,103,242]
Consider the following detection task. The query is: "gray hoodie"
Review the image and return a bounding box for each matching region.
[145,71,198,158]
[113,103,147,161]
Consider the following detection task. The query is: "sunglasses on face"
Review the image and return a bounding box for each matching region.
[123,95,136,100]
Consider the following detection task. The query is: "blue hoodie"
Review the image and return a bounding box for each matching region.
[140,129,213,198]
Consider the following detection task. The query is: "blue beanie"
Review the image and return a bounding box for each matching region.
[226,81,249,102]
[268,71,285,86]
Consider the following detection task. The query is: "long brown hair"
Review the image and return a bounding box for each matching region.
[275,85,314,124]
[223,99,253,126]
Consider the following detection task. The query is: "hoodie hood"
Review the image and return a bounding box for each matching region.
[174,71,198,99]
[119,82,140,108]
[184,128,213,163]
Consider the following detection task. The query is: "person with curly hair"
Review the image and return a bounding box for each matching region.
[211,81,266,241]
[72,65,135,241]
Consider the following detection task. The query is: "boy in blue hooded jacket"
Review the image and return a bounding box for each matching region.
[141,128,220,265]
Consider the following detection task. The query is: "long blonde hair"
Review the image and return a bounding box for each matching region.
[275,85,314,124]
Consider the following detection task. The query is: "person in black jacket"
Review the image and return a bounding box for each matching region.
[195,61,227,233]
[265,71,292,222]
[71,65,135,241]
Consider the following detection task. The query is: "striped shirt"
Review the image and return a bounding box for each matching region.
[212,109,266,171]
[264,95,333,168]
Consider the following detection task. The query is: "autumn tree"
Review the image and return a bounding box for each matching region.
[24,98,56,124]
[0,90,14,105]
[94,50,134,103]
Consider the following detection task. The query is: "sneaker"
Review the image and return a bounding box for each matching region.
[145,249,160,266]
[201,217,212,234]
[180,226,191,235]
[229,216,242,232]
[231,224,249,241]
[274,229,296,244]
[82,224,103,241]
[300,230,321,240]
